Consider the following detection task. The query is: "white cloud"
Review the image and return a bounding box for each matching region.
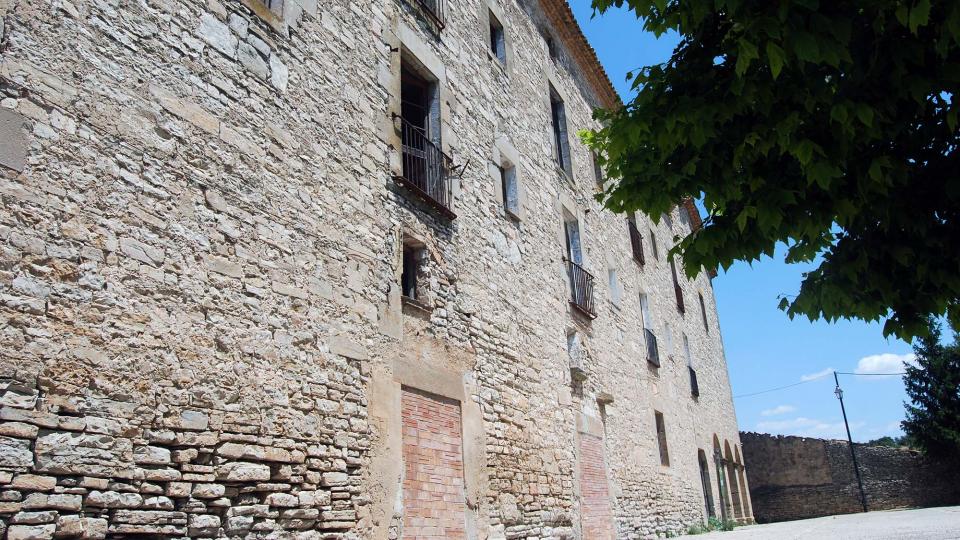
[854,353,917,379]
[800,367,835,382]
[761,405,797,417]
[755,416,865,440]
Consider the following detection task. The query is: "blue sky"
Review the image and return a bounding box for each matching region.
[571,3,916,442]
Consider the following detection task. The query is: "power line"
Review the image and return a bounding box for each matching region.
[734,370,908,399]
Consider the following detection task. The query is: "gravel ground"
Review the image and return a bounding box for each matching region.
[693,506,960,539]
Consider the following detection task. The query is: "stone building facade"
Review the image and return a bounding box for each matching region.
[741,432,960,524]
[0,0,752,537]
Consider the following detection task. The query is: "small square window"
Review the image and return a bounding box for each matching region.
[489,12,506,65]
[401,237,426,301]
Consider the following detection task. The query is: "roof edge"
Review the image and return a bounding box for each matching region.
[539,0,621,111]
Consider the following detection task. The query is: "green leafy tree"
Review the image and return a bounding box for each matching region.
[864,435,914,448]
[584,0,960,339]
[901,320,960,457]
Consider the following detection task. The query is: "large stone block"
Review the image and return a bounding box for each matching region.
[33,431,133,478]
[215,462,271,482]
[0,436,33,468]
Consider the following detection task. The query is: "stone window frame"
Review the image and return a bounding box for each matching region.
[490,135,524,221]
[236,0,293,34]
[384,22,459,203]
[607,267,622,308]
[481,1,512,71]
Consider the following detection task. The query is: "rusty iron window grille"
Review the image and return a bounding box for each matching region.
[566,259,597,319]
[628,219,645,265]
[690,366,700,397]
[395,115,455,219]
[411,0,446,30]
[645,328,660,367]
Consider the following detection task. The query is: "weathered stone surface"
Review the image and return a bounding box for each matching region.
[33,432,132,478]
[215,462,270,482]
[11,475,56,492]
[0,1,749,538]
[0,436,33,467]
[10,512,57,525]
[7,524,55,540]
[84,491,142,509]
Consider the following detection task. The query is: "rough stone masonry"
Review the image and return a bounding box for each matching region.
[0,0,752,538]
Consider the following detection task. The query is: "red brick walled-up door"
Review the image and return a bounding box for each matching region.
[579,432,615,540]
[400,387,466,539]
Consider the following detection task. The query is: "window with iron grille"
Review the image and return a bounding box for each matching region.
[395,60,454,218]
[498,164,520,219]
[655,411,670,466]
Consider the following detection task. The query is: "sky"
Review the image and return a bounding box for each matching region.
[571,3,917,442]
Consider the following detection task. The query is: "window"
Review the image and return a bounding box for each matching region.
[683,334,693,368]
[499,165,520,219]
[649,228,659,260]
[640,293,659,367]
[564,212,595,318]
[639,293,652,330]
[489,11,506,65]
[549,86,572,176]
[592,152,604,185]
[546,35,558,61]
[663,211,673,229]
[655,411,670,466]
[397,60,453,215]
[401,237,426,301]
[699,293,709,333]
[627,215,645,265]
[259,0,283,15]
[685,334,699,397]
[411,0,446,30]
[608,268,621,306]
[670,256,685,313]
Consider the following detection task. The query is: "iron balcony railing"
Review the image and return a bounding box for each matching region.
[690,366,700,397]
[394,115,455,219]
[645,328,660,367]
[566,259,596,319]
[413,0,446,30]
[675,283,685,314]
[628,220,645,264]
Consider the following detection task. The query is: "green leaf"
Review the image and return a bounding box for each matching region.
[856,104,874,127]
[909,0,932,34]
[736,39,759,76]
[793,32,820,63]
[766,42,785,79]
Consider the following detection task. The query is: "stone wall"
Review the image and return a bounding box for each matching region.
[741,432,960,524]
[0,0,750,537]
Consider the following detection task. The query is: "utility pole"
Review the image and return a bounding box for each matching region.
[834,371,868,512]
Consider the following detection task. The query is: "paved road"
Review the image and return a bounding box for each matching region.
[695,506,960,539]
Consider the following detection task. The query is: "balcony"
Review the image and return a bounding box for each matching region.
[645,328,660,367]
[412,0,446,30]
[567,259,596,319]
[394,116,456,220]
[690,366,700,397]
[628,220,645,265]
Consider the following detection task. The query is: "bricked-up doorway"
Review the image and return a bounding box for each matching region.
[400,387,466,539]
[579,432,616,540]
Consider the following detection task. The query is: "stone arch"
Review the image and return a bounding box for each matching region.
[724,440,743,519]
[712,435,729,522]
[734,445,752,519]
[697,449,716,519]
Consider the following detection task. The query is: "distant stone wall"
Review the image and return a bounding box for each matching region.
[741,432,960,523]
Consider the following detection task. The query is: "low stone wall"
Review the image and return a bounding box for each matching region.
[740,432,960,523]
